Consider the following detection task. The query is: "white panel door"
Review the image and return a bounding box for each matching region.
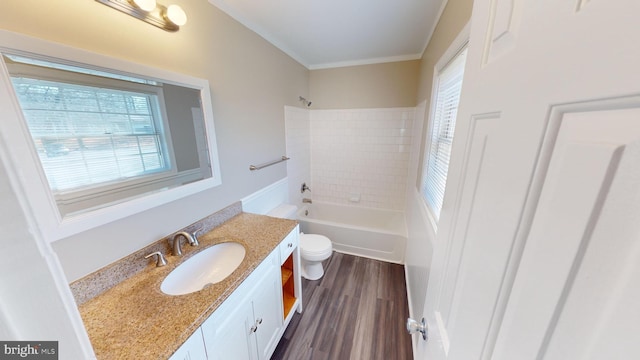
[418,1,640,359]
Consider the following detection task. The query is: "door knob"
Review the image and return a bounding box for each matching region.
[406,317,428,341]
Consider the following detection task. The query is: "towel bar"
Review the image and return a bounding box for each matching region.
[249,156,290,171]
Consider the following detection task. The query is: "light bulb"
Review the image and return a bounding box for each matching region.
[165,4,187,26]
[131,0,157,11]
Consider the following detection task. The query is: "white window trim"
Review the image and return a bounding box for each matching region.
[421,22,470,230]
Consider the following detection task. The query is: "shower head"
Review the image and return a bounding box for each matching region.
[299,96,312,107]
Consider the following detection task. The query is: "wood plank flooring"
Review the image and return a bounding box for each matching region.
[272,252,413,360]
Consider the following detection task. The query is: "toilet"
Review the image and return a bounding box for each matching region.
[267,204,333,280]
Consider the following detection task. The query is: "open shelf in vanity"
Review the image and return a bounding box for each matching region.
[277,225,301,323]
[281,254,297,319]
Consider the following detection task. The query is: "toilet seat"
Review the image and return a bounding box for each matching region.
[300,234,332,262]
[267,204,332,280]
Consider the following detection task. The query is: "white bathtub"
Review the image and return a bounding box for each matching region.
[297,202,407,263]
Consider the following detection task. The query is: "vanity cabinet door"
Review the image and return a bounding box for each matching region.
[201,250,283,360]
[204,300,256,360]
[169,328,207,360]
[251,260,284,360]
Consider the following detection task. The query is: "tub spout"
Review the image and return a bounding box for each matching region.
[302,198,312,204]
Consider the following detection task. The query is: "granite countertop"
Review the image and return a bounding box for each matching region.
[78,213,297,359]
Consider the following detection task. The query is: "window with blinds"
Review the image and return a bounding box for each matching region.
[421,47,468,222]
[11,77,171,192]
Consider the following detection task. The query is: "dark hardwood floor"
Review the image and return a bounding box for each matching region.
[272,252,413,360]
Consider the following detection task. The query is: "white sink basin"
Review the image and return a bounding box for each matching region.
[161,242,246,296]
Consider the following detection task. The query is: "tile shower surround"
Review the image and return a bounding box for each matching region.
[285,106,311,205]
[286,108,415,211]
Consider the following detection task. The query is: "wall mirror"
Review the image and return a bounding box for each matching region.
[0,31,222,242]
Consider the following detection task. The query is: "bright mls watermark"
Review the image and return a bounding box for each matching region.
[0,342,57,359]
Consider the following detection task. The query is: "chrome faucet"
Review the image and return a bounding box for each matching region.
[302,198,312,204]
[172,230,200,256]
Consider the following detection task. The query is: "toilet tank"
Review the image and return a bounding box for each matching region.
[267,204,297,220]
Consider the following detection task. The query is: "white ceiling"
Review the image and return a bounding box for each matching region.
[207,0,447,70]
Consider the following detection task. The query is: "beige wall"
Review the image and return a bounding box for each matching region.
[403,0,474,332]
[417,0,474,103]
[0,0,309,281]
[309,60,420,109]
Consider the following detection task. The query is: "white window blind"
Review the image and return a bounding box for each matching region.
[10,76,171,192]
[421,47,468,221]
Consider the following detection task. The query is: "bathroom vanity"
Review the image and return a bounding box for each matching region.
[76,213,301,359]
[194,227,300,360]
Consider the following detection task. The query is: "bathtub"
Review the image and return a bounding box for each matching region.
[297,202,407,263]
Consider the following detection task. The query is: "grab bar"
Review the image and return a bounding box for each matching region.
[249,156,290,171]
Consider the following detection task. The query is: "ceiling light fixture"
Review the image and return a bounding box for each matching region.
[96,0,187,32]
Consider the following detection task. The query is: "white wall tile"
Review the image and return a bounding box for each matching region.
[284,106,311,205]
[286,106,417,211]
[309,107,415,210]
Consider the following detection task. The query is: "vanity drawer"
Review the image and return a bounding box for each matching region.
[279,226,299,264]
